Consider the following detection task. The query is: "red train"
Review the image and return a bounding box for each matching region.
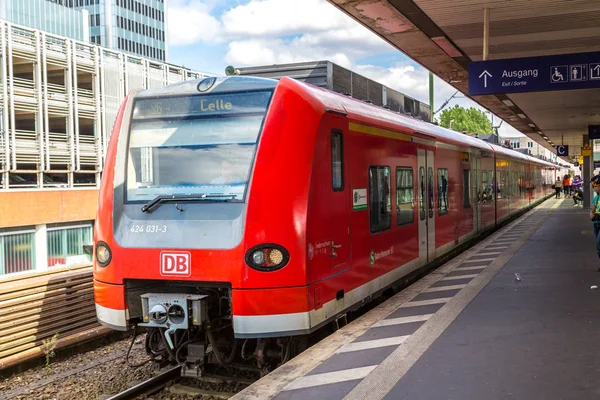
[93,75,556,374]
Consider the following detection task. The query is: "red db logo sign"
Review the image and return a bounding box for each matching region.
[160,252,191,276]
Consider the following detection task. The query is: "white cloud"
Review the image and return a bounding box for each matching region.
[221,0,359,38]
[168,0,223,46]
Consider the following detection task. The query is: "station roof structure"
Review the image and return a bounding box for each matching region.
[327,0,600,164]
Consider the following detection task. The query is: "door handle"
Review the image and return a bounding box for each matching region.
[332,242,342,258]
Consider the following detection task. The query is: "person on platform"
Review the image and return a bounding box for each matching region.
[589,176,600,262]
[563,175,570,198]
[554,177,562,199]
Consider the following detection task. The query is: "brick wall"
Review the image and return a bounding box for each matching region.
[0,190,99,228]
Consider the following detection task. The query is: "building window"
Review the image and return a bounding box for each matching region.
[331,131,344,191]
[369,166,391,233]
[0,230,36,275]
[527,141,533,148]
[47,225,93,268]
[438,168,449,215]
[510,139,520,149]
[396,167,414,226]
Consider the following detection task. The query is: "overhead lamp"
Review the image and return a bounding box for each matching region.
[528,123,536,128]
[431,37,462,58]
[502,99,515,107]
[518,113,526,119]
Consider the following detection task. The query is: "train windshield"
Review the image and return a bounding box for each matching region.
[126,90,272,202]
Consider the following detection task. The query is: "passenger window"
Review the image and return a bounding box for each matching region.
[428,167,434,219]
[396,167,414,226]
[419,167,425,220]
[437,168,448,215]
[463,169,471,208]
[369,166,391,233]
[331,130,344,191]
[487,170,495,202]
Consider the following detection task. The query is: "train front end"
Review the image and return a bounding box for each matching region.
[92,76,307,375]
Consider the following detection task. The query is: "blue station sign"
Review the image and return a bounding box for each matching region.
[469,51,600,95]
[556,145,569,157]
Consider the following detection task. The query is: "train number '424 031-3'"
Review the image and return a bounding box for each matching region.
[130,224,167,234]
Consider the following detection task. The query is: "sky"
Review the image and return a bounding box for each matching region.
[166,0,524,138]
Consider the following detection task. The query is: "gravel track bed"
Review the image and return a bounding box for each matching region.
[1,334,158,400]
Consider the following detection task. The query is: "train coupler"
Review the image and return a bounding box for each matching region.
[181,342,206,378]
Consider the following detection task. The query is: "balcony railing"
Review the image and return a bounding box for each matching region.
[47,131,71,166]
[13,130,39,165]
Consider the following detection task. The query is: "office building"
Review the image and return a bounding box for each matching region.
[62,0,167,61]
[1,0,167,62]
[0,0,89,41]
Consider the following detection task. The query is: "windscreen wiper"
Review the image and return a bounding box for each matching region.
[141,194,235,213]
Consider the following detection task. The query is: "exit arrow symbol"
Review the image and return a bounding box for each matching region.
[594,65,600,75]
[479,70,492,88]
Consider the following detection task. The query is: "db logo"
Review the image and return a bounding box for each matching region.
[160,251,191,276]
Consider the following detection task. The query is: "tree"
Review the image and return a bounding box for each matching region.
[438,105,493,135]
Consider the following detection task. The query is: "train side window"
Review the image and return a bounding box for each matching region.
[369,166,391,233]
[463,169,471,208]
[331,130,344,191]
[419,167,425,220]
[428,167,434,219]
[396,167,414,226]
[437,168,448,215]
[488,170,495,202]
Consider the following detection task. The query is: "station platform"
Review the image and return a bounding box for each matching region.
[232,197,600,400]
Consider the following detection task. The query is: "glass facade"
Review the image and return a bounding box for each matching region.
[0,230,36,275]
[72,0,167,61]
[0,223,93,276]
[1,0,167,61]
[0,0,88,41]
[47,224,93,268]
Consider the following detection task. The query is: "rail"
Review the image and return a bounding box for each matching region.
[0,264,110,370]
[106,366,182,400]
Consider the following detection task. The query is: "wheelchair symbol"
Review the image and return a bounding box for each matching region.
[550,66,567,83]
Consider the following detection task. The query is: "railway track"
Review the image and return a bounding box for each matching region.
[105,367,257,400]
[105,366,181,400]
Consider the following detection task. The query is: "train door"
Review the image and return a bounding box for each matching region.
[472,155,482,233]
[417,149,435,264]
[329,124,350,274]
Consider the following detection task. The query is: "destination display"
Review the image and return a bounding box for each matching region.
[132,90,273,119]
[469,51,600,95]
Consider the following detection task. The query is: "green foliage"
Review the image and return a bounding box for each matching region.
[41,333,58,369]
[438,105,493,135]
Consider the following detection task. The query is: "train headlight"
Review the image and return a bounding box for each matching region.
[245,244,290,272]
[252,251,265,265]
[96,241,112,267]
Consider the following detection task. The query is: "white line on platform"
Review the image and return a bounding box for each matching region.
[476,252,501,257]
[336,336,410,354]
[373,314,433,328]
[400,298,452,308]
[440,274,479,281]
[464,257,495,263]
[551,198,566,209]
[454,265,487,271]
[283,365,377,391]
[423,284,467,293]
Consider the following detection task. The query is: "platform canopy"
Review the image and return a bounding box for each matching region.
[328,0,600,164]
